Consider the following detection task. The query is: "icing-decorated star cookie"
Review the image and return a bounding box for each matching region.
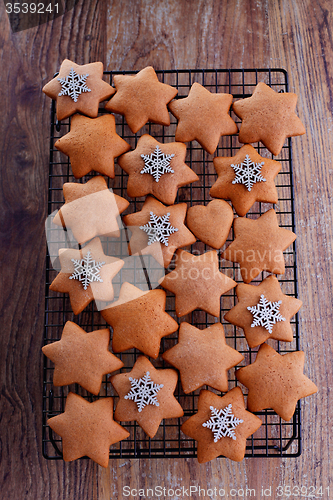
[42,59,115,121]
[186,199,233,248]
[168,82,238,154]
[118,134,198,205]
[162,322,244,393]
[105,66,178,133]
[222,209,296,283]
[181,387,262,463]
[233,82,305,156]
[236,343,318,421]
[111,356,183,438]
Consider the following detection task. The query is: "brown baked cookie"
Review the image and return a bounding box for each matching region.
[186,200,233,248]
[162,322,244,393]
[54,114,131,179]
[111,356,183,438]
[48,393,129,467]
[236,343,318,421]
[123,196,196,268]
[42,321,123,395]
[101,283,178,358]
[210,145,282,216]
[118,134,198,205]
[233,82,305,156]
[42,59,115,121]
[105,66,178,133]
[160,249,236,317]
[53,176,129,245]
[181,387,262,463]
[222,209,296,283]
[168,82,238,154]
[49,237,124,315]
[224,275,302,348]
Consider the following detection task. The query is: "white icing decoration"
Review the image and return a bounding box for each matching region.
[202,404,243,442]
[140,146,175,182]
[231,154,266,191]
[124,371,164,412]
[69,250,105,290]
[140,212,178,247]
[247,294,286,334]
[58,68,91,102]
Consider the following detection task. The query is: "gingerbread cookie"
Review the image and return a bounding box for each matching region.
[186,200,233,248]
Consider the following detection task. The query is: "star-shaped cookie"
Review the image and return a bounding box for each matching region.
[236,343,318,421]
[42,59,115,121]
[181,387,262,462]
[42,321,123,395]
[54,114,131,179]
[210,145,282,216]
[222,209,296,283]
[233,82,305,156]
[101,283,178,358]
[111,356,183,438]
[168,82,238,154]
[118,134,198,205]
[123,196,196,268]
[224,275,302,348]
[105,66,178,133]
[48,393,129,467]
[160,249,236,317]
[162,322,244,393]
[53,176,129,245]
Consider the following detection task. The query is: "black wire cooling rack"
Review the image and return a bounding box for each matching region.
[43,68,301,460]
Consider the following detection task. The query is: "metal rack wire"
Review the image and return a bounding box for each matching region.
[43,68,301,460]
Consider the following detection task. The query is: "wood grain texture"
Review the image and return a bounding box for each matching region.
[0,0,332,499]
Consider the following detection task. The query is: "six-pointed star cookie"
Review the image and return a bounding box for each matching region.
[222,209,296,283]
[236,343,317,421]
[168,82,238,154]
[111,356,183,438]
[233,82,305,156]
[42,59,115,121]
[123,196,196,268]
[105,66,178,133]
[160,249,236,317]
[181,387,262,463]
[210,145,282,216]
[118,134,198,205]
[101,283,178,358]
[48,393,129,467]
[42,321,123,395]
[162,322,244,393]
[55,114,131,179]
[224,275,302,348]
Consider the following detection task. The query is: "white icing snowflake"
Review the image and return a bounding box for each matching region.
[124,371,164,412]
[231,154,266,191]
[69,251,105,290]
[140,212,178,247]
[202,404,243,442]
[247,294,286,334]
[58,68,91,102]
[140,146,175,182]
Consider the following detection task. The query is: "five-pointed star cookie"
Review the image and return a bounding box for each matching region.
[55,114,131,179]
[101,283,178,358]
[210,145,282,216]
[181,387,262,463]
[105,66,178,133]
[48,393,129,467]
[53,176,129,245]
[118,134,198,205]
[162,322,244,393]
[42,321,123,395]
[222,209,296,283]
[224,275,302,348]
[49,237,124,315]
[233,82,305,156]
[236,343,318,421]
[111,356,183,438]
[42,59,115,121]
[160,249,236,317]
[123,196,196,268]
[168,82,238,154]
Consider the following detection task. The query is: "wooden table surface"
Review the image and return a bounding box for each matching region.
[1,1,332,499]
